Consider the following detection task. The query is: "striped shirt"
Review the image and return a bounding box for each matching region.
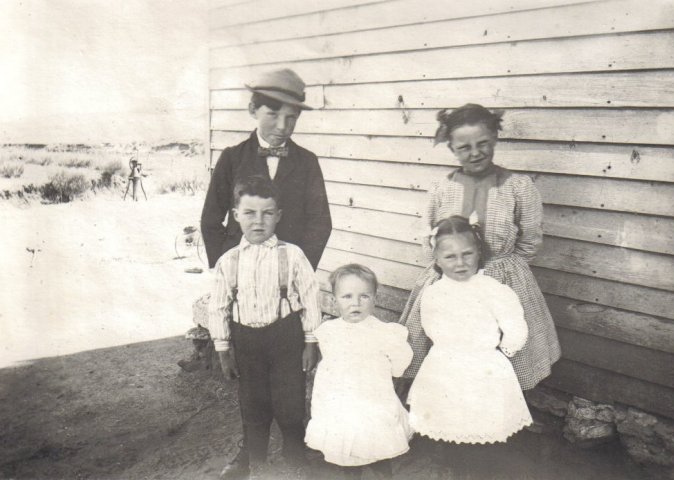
[208,235,321,351]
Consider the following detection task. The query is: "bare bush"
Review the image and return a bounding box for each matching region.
[0,163,25,178]
[58,158,92,169]
[25,157,53,166]
[159,178,205,195]
[40,171,90,203]
[98,160,125,188]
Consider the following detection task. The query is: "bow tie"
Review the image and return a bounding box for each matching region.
[257,146,289,157]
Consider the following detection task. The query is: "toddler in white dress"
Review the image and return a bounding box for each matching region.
[408,216,533,446]
[305,264,413,479]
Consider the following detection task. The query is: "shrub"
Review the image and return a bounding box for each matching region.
[25,157,53,166]
[0,163,24,178]
[58,158,92,168]
[40,171,90,203]
[98,160,124,187]
[159,178,205,195]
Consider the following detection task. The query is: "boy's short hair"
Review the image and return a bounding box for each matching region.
[329,263,378,294]
[250,92,284,112]
[233,175,281,207]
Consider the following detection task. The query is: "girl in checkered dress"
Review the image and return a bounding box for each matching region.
[398,104,561,396]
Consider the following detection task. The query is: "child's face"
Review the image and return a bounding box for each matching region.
[448,123,497,175]
[232,195,282,244]
[334,274,376,323]
[250,103,301,147]
[434,232,480,282]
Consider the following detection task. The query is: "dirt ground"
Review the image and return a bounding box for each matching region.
[0,180,655,479]
[0,335,652,480]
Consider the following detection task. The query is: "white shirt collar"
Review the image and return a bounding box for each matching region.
[239,234,278,249]
[256,130,286,149]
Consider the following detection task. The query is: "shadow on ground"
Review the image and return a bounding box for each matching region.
[0,337,651,479]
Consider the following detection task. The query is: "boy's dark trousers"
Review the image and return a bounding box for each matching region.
[231,312,306,466]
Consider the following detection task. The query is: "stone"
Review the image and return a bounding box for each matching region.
[563,397,617,447]
[616,408,674,467]
[525,386,569,417]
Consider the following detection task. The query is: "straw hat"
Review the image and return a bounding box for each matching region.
[245,68,313,110]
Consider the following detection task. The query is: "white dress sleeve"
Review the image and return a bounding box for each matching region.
[382,322,414,377]
[490,283,528,358]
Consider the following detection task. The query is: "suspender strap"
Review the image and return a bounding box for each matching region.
[277,241,293,317]
[227,248,240,321]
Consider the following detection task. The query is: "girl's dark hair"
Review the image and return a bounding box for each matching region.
[250,92,284,111]
[433,215,486,270]
[434,103,504,145]
[233,175,281,207]
[329,263,378,294]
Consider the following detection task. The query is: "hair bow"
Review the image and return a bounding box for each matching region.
[429,226,439,250]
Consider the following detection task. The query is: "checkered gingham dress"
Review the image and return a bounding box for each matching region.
[399,168,561,390]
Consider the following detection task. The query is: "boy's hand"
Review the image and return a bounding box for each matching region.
[302,343,318,372]
[218,350,239,380]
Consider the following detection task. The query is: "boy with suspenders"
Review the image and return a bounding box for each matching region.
[208,176,321,479]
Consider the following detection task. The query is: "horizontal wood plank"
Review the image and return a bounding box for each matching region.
[320,237,674,319]
[329,201,674,255]
[535,236,674,292]
[543,205,674,255]
[544,359,674,418]
[547,295,674,354]
[210,0,612,46]
[319,247,420,289]
[211,0,674,67]
[325,181,424,216]
[210,31,674,88]
[211,131,674,183]
[318,259,674,354]
[212,71,674,109]
[211,108,674,146]
[209,0,382,29]
[533,267,674,320]
[327,227,674,291]
[324,173,674,218]
[557,328,674,388]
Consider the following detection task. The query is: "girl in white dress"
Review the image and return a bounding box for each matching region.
[408,216,532,447]
[306,264,413,479]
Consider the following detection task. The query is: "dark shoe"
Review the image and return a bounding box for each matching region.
[219,458,250,480]
[220,442,250,480]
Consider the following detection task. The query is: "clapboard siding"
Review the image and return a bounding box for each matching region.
[212,71,674,109]
[326,228,674,292]
[209,0,674,417]
[211,0,674,68]
[330,202,674,255]
[211,0,621,46]
[211,31,674,88]
[212,108,674,145]
[322,176,674,218]
[212,134,674,183]
[545,360,674,419]
[209,0,383,29]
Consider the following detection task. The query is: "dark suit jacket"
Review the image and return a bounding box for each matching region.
[201,131,332,270]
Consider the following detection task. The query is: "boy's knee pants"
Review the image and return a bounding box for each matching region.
[231,312,306,463]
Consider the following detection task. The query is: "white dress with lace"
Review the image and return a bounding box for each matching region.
[408,273,533,443]
[305,316,413,466]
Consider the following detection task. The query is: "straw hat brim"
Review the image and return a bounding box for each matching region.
[245,85,313,110]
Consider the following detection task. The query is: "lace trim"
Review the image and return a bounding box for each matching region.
[500,346,516,358]
[414,415,533,445]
